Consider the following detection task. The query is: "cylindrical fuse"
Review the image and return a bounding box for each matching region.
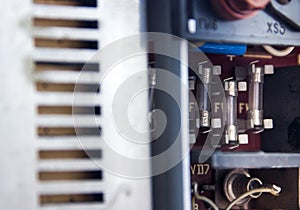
[225,80,238,144]
[197,67,212,128]
[248,65,264,129]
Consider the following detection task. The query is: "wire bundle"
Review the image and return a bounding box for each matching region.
[193,183,281,210]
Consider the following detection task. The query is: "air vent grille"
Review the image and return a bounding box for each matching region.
[32,0,104,209]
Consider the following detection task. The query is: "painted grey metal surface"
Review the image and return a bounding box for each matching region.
[179,0,300,45]
[150,40,192,210]
[269,0,300,30]
[212,151,300,169]
[98,1,152,210]
[0,1,37,209]
[148,1,192,210]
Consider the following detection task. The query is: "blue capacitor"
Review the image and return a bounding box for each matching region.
[199,43,247,56]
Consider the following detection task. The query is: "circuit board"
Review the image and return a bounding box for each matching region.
[190,46,300,210]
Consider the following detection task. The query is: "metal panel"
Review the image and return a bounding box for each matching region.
[212,151,300,169]
[98,0,152,210]
[34,28,99,41]
[38,160,101,172]
[0,0,37,209]
[34,71,101,83]
[148,1,192,210]
[34,48,98,62]
[37,137,102,150]
[39,204,105,210]
[171,0,300,45]
[33,5,99,20]
[0,0,152,210]
[38,181,105,194]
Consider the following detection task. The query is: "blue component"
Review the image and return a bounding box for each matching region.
[199,43,247,56]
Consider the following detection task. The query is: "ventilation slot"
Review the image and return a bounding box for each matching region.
[38,105,101,115]
[39,150,102,159]
[33,0,104,208]
[38,127,101,136]
[33,0,97,7]
[39,171,102,181]
[35,38,98,49]
[40,193,104,205]
[35,61,99,72]
[33,18,98,28]
[36,82,100,92]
